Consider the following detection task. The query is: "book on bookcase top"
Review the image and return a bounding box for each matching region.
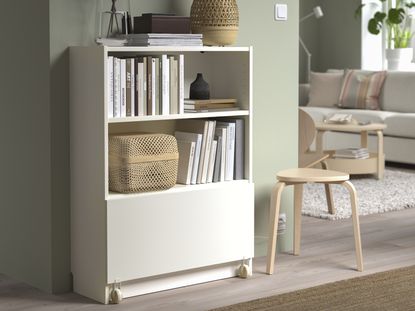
[174,131,202,185]
[176,140,195,185]
[108,56,114,118]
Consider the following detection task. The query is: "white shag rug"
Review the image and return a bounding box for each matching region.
[302,169,415,220]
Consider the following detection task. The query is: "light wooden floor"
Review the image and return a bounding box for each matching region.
[2,205,415,311]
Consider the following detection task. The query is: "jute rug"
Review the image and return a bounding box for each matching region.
[302,169,415,220]
[211,265,415,311]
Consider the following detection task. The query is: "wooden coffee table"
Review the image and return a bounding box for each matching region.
[314,122,387,179]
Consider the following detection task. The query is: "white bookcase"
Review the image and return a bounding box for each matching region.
[70,46,254,304]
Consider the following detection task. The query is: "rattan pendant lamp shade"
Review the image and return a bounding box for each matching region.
[190,0,239,46]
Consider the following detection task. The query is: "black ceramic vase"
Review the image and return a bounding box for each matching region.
[189,73,210,99]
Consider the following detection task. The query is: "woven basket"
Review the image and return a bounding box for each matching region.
[109,133,178,193]
[190,0,239,46]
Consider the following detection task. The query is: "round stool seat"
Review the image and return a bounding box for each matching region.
[276,168,349,183]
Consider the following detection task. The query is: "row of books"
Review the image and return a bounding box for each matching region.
[333,148,370,159]
[175,119,245,185]
[107,54,184,118]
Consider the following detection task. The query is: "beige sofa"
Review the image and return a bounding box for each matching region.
[300,71,415,165]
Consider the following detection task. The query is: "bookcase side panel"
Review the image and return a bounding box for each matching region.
[70,47,108,303]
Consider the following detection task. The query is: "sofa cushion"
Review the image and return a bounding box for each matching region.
[381,71,415,112]
[384,113,415,139]
[338,70,387,110]
[308,72,344,107]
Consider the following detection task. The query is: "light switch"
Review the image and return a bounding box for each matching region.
[275,4,288,21]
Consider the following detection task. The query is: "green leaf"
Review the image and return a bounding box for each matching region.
[368,18,382,35]
[374,12,387,22]
[405,2,415,8]
[354,4,365,19]
[388,8,405,24]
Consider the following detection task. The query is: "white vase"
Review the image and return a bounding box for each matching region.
[385,48,414,70]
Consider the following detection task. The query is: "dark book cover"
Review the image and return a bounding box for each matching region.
[134,14,190,34]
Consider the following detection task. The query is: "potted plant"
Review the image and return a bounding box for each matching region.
[356,0,415,69]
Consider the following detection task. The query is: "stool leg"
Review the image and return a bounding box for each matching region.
[321,161,335,215]
[293,184,303,256]
[342,180,364,272]
[266,182,286,275]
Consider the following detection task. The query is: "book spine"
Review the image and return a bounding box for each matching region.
[136,61,144,116]
[196,121,209,184]
[161,54,170,115]
[201,121,216,184]
[142,57,147,116]
[107,56,114,119]
[178,54,184,114]
[113,57,121,118]
[126,59,132,117]
[207,140,217,183]
[154,57,160,115]
[186,142,196,184]
[134,57,139,116]
[213,135,222,183]
[234,119,244,180]
[146,56,153,116]
[170,56,178,115]
[120,59,127,117]
[226,123,236,181]
[130,58,135,116]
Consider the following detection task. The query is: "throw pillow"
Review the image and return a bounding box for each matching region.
[338,70,387,110]
[307,72,344,107]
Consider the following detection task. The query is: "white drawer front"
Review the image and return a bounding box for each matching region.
[107,182,254,283]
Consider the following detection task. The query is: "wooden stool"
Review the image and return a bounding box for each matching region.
[266,168,363,275]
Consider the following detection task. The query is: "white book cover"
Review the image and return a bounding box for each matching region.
[201,120,216,184]
[212,135,222,183]
[136,61,144,116]
[175,120,209,184]
[107,56,114,118]
[215,126,227,182]
[217,121,235,181]
[130,58,135,116]
[174,131,202,185]
[120,59,127,117]
[113,57,121,118]
[154,58,160,115]
[151,58,156,116]
[176,140,195,185]
[207,140,217,183]
[161,54,170,115]
[177,54,184,114]
[169,56,178,115]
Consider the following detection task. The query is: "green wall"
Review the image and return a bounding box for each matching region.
[299,0,361,82]
[0,0,53,292]
[1,0,298,293]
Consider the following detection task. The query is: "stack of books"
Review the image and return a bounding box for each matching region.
[107,54,184,118]
[119,33,203,46]
[334,148,370,159]
[174,118,245,185]
[184,99,239,113]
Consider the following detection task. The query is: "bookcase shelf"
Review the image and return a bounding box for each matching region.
[70,45,254,304]
[108,110,250,123]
